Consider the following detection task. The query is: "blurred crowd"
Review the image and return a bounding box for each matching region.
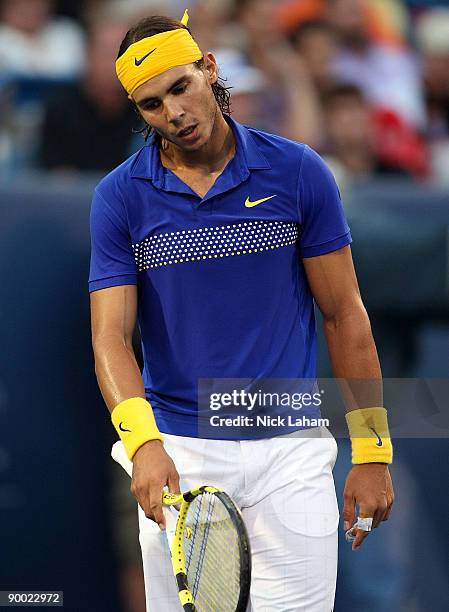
[1,0,449,189]
[1,4,448,612]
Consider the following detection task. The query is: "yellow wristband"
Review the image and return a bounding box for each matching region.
[111,397,163,461]
[345,407,393,464]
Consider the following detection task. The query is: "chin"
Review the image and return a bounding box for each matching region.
[178,133,207,151]
[185,139,206,151]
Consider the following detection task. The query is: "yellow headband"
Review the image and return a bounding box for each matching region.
[116,9,203,95]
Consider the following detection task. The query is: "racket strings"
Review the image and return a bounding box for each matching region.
[189,494,214,592]
[184,493,241,611]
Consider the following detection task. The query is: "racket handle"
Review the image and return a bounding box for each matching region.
[163,505,178,546]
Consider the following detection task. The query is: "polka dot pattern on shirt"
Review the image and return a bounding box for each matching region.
[132,220,299,271]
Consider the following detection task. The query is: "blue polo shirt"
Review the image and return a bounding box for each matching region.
[89,116,351,438]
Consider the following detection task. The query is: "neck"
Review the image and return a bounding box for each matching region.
[160,109,235,173]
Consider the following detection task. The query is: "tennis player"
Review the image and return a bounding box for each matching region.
[89,10,394,611]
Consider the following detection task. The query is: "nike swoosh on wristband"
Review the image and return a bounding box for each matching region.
[134,49,157,66]
[119,422,132,433]
[369,427,383,447]
[245,195,276,208]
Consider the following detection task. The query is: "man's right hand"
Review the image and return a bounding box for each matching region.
[131,440,180,530]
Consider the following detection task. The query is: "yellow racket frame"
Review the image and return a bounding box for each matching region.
[163,486,218,610]
[162,485,251,612]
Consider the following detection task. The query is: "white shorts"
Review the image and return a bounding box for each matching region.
[114,428,339,612]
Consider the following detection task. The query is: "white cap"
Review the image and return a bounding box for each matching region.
[416,8,449,54]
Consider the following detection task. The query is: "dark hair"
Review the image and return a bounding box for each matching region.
[117,15,232,140]
[322,83,365,108]
[291,20,334,47]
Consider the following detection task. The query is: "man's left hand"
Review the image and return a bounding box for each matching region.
[343,463,394,551]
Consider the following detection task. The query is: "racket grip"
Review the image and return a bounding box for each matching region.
[163,505,178,547]
[111,441,133,477]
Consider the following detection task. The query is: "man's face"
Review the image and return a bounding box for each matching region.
[239,0,280,42]
[131,56,219,151]
[327,0,367,46]
[1,0,50,35]
[326,96,373,148]
[88,21,128,94]
[295,29,338,87]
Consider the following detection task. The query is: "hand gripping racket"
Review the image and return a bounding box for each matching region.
[162,486,251,612]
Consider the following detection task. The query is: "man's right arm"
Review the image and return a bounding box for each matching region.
[90,284,180,529]
[91,284,145,409]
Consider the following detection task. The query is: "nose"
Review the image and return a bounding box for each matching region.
[164,99,185,125]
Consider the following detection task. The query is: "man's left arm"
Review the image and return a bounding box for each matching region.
[303,244,394,550]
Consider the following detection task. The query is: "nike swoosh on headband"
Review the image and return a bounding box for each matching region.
[134,48,157,66]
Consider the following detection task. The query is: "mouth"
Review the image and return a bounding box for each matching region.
[177,124,199,141]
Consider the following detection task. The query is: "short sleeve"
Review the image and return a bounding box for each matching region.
[297,146,352,258]
[88,187,137,292]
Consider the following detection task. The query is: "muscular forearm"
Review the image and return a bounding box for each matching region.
[323,305,382,408]
[92,332,178,531]
[335,312,394,546]
[93,334,145,413]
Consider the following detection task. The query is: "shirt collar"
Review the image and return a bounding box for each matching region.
[129,115,271,182]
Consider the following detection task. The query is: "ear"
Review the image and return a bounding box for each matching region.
[203,52,219,84]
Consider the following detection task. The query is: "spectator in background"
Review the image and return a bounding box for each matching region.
[416,8,449,186]
[214,48,267,127]
[322,84,412,190]
[289,19,339,149]
[0,0,85,77]
[291,19,337,95]
[276,0,409,48]
[103,0,180,23]
[39,17,137,172]
[235,0,330,146]
[326,0,426,131]
[189,0,236,52]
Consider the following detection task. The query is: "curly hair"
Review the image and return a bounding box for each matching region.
[117,15,232,140]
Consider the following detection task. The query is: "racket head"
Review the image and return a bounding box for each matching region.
[171,487,251,612]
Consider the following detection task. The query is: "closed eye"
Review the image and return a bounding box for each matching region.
[142,100,160,110]
[172,84,188,95]
[137,79,189,111]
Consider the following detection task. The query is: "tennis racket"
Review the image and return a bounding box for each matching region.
[162,486,251,612]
